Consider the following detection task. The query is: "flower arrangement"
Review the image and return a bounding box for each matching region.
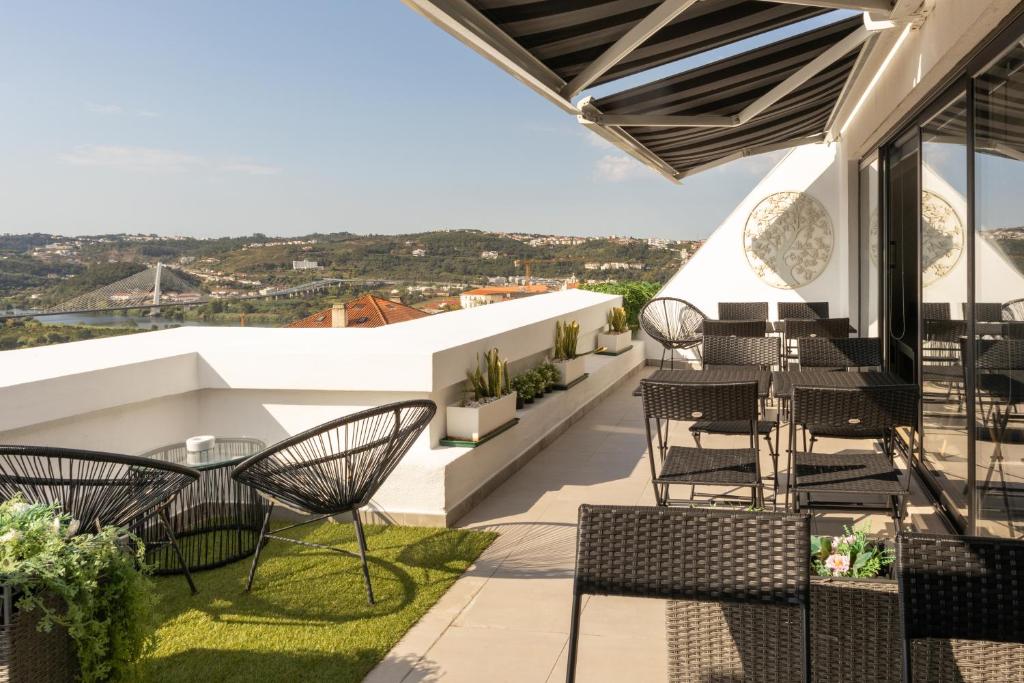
[811,524,893,579]
[0,496,156,682]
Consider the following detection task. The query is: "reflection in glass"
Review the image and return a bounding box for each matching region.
[920,93,969,527]
[974,41,1024,537]
[859,160,879,337]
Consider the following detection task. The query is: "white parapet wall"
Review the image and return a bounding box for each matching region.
[0,289,643,525]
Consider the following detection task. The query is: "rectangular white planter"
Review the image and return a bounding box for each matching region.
[446,392,518,442]
[553,356,586,386]
[597,331,632,353]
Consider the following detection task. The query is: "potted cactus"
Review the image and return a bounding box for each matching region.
[446,348,517,442]
[598,306,632,354]
[552,320,585,387]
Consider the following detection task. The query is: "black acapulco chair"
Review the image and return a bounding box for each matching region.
[639,297,706,368]
[566,505,811,683]
[0,445,201,593]
[231,399,436,605]
[718,301,769,321]
[897,533,1024,682]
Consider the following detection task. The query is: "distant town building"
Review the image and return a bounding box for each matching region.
[480,250,500,259]
[459,285,549,309]
[292,259,321,270]
[285,294,429,329]
[411,248,427,257]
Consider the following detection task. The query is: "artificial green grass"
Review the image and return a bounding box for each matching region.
[140,521,496,682]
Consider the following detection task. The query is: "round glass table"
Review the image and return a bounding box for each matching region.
[140,438,266,574]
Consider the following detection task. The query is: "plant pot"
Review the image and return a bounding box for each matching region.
[0,590,78,682]
[446,392,518,442]
[525,396,535,404]
[598,330,632,353]
[553,357,585,386]
[515,395,524,409]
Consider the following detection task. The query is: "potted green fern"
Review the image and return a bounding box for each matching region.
[552,320,585,386]
[446,348,517,441]
[598,306,631,354]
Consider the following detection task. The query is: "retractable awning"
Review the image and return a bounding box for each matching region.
[405,0,896,182]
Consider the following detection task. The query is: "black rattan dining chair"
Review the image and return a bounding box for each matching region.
[782,317,851,366]
[786,384,918,531]
[692,335,780,492]
[798,337,882,369]
[897,533,1024,682]
[921,302,951,321]
[778,301,829,320]
[566,505,811,683]
[639,297,706,368]
[0,445,200,593]
[1004,297,1024,322]
[718,301,768,321]
[702,319,766,338]
[641,379,763,507]
[965,302,1005,322]
[231,399,436,604]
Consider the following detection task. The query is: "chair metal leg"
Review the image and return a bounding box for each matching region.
[352,509,375,605]
[158,507,197,595]
[565,591,584,683]
[245,504,274,592]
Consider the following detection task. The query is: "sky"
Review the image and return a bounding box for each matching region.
[0,2,848,241]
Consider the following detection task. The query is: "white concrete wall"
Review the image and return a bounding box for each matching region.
[0,289,640,525]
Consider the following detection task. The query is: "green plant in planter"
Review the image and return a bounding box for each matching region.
[606,307,628,334]
[465,348,511,404]
[811,523,894,578]
[538,362,558,391]
[553,320,580,361]
[0,496,156,682]
[510,374,535,404]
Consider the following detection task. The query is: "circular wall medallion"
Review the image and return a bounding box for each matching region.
[743,191,833,289]
[921,190,963,287]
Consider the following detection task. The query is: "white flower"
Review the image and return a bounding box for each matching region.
[51,517,62,534]
[66,519,81,537]
[7,503,29,516]
[0,530,23,543]
[824,553,851,576]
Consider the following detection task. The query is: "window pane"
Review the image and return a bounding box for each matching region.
[859,160,879,337]
[974,41,1024,538]
[921,93,969,527]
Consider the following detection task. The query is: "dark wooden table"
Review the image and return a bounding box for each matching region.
[645,367,772,398]
[771,369,908,400]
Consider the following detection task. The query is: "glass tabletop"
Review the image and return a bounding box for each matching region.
[141,437,266,471]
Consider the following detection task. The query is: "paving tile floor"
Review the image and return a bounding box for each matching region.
[366,369,946,682]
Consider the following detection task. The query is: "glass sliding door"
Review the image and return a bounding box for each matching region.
[973,40,1024,537]
[859,158,880,339]
[885,130,920,385]
[920,92,970,528]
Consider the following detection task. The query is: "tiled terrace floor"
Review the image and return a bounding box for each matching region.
[367,369,947,682]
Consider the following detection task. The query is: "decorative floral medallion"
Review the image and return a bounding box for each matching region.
[921,190,963,287]
[743,191,833,289]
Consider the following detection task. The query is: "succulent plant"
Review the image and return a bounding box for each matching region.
[466,348,510,401]
[510,374,535,402]
[606,307,628,334]
[553,320,580,361]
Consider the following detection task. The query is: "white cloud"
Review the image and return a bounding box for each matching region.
[86,102,123,114]
[137,109,160,118]
[219,162,281,176]
[59,145,200,171]
[594,154,649,182]
[580,128,615,150]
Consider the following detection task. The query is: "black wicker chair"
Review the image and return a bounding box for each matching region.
[921,302,951,321]
[965,302,1004,322]
[778,301,829,320]
[797,337,882,369]
[1004,297,1024,322]
[639,297,706,368]
[566,505,811,683]
[786,384,918,531]
[692,335,780,492]
[231,399,436,604]
[782,317,850,366]
[0,445,200,592]
[641,379,763,507]
[718,301,769,321]
[897,533,1024,682]
[702,319,767,338]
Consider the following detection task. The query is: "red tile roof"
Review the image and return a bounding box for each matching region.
[285,294,429,329]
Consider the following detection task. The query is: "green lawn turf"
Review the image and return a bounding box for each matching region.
[140,521,496,682]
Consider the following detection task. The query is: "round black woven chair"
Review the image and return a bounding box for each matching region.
[231,399,437,604]
[639,297,706,368]
[0,445,200,592]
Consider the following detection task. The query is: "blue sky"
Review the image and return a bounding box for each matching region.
[0,2,846,241]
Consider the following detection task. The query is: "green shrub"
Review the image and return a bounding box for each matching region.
[580,281,660,330]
